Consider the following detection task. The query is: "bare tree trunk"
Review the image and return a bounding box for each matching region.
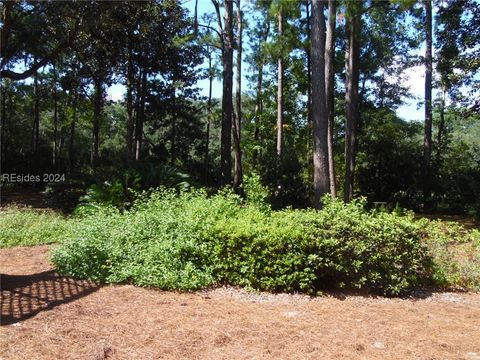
[233,1,243,190]
[171,80,176,166]
[325,0,337,198]
[311,0,329,208]
[204,49,213,183]
[91,78,103,168]
[53,62,58,170]
[218,0,234,186]
[276,8,284,158]
[135,70,147,162]
[436,88,446,164]
[253,17,270,164]
[69,86,78,173]
[423,0,433,204]
[344,4,361,203]
[194,0,199,37]
[306,1,312,124]
[32,72,40,155]
[126,51,135,160]
[253,62,263,164]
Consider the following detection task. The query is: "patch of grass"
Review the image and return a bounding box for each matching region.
[0,206,71,248]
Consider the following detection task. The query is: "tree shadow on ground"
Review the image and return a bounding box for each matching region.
[1,270,101,325]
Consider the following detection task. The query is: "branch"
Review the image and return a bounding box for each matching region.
[198,23,222,40]
[1,22,78,81]
[211,0,224,33]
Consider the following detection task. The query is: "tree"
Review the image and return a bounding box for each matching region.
[423,0,433,203]
[0,2,82,81]
[311,0,329,208]
[196,13,220,183]
[247,2,270,165]
[276,3,284,158]
[325,0,337,198]
[233,0,244,190]
[435,0,480,161]
[213,0,235,186]
[344,1,362,203]
[31,68,41,156]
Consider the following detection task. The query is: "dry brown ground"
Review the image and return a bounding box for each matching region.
[1,245,480,360]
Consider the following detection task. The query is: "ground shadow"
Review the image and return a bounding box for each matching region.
[1,270,101,325]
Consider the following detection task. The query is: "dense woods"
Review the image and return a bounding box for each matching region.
[1,0,479,215]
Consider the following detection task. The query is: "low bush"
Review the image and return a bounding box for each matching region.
[51,189,469,296]
[209,199,435,295]
[417,219,480,290]
[52,189,241,290]
[0,207,71,248]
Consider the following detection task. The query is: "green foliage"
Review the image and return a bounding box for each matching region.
[75,180,131,214]
[74,165,191,213]
[50,190,478,296]
[0,207,70,248]
[417,219,480,290]
[208,197,434,295]
[53,189,242,289]
[242,172,270,210]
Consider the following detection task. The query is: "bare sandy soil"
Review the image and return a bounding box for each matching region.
[1,245,480,360]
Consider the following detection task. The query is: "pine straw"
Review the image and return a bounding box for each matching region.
[1,245,480,360]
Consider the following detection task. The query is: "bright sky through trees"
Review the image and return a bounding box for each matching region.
[105,0,426,121]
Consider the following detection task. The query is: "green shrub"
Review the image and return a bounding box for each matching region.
[4,189,478,296]
[51,190,449,295]
[0,207,71,248]
[53,189,242,289]
[242,172,270,210]
[207,198,433,295]
[417,219,480,290]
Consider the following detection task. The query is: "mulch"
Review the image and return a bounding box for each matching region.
[1,245,480,359]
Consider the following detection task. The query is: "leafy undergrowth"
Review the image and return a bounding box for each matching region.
[418,219,480,291]
[3,190,478,296]
[0,206,71,248]
[50,188,480,296]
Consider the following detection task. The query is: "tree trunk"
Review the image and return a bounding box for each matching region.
[436,88,446,164]
[311,0,329,208]
[276,8,284,158]
[3,92,12,170]
[204,49,213,183]
[253,17,270,164]
[253,66,263,164]
[32,73,40,155]
[126,51,135,160]
[1,87,6,168]
[135,70,147,162]
[69,87,78,173]
[171,80,176,166]
[219,0,234,186]
[306,1,312,124]
[325,0,337,198]
[423,0,433,203]
[53,62,58,170]
[344,4,361,203]
[233,2,243,190]
[91,78,103,168]
[194,0,199,37]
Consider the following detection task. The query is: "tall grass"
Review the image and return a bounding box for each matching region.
[0,206,71,248]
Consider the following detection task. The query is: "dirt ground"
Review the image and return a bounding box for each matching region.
[1,245,480,360]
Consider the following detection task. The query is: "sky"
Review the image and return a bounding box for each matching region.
[106,0,429,122]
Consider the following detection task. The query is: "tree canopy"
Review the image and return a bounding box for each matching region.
[1,0,479,215]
